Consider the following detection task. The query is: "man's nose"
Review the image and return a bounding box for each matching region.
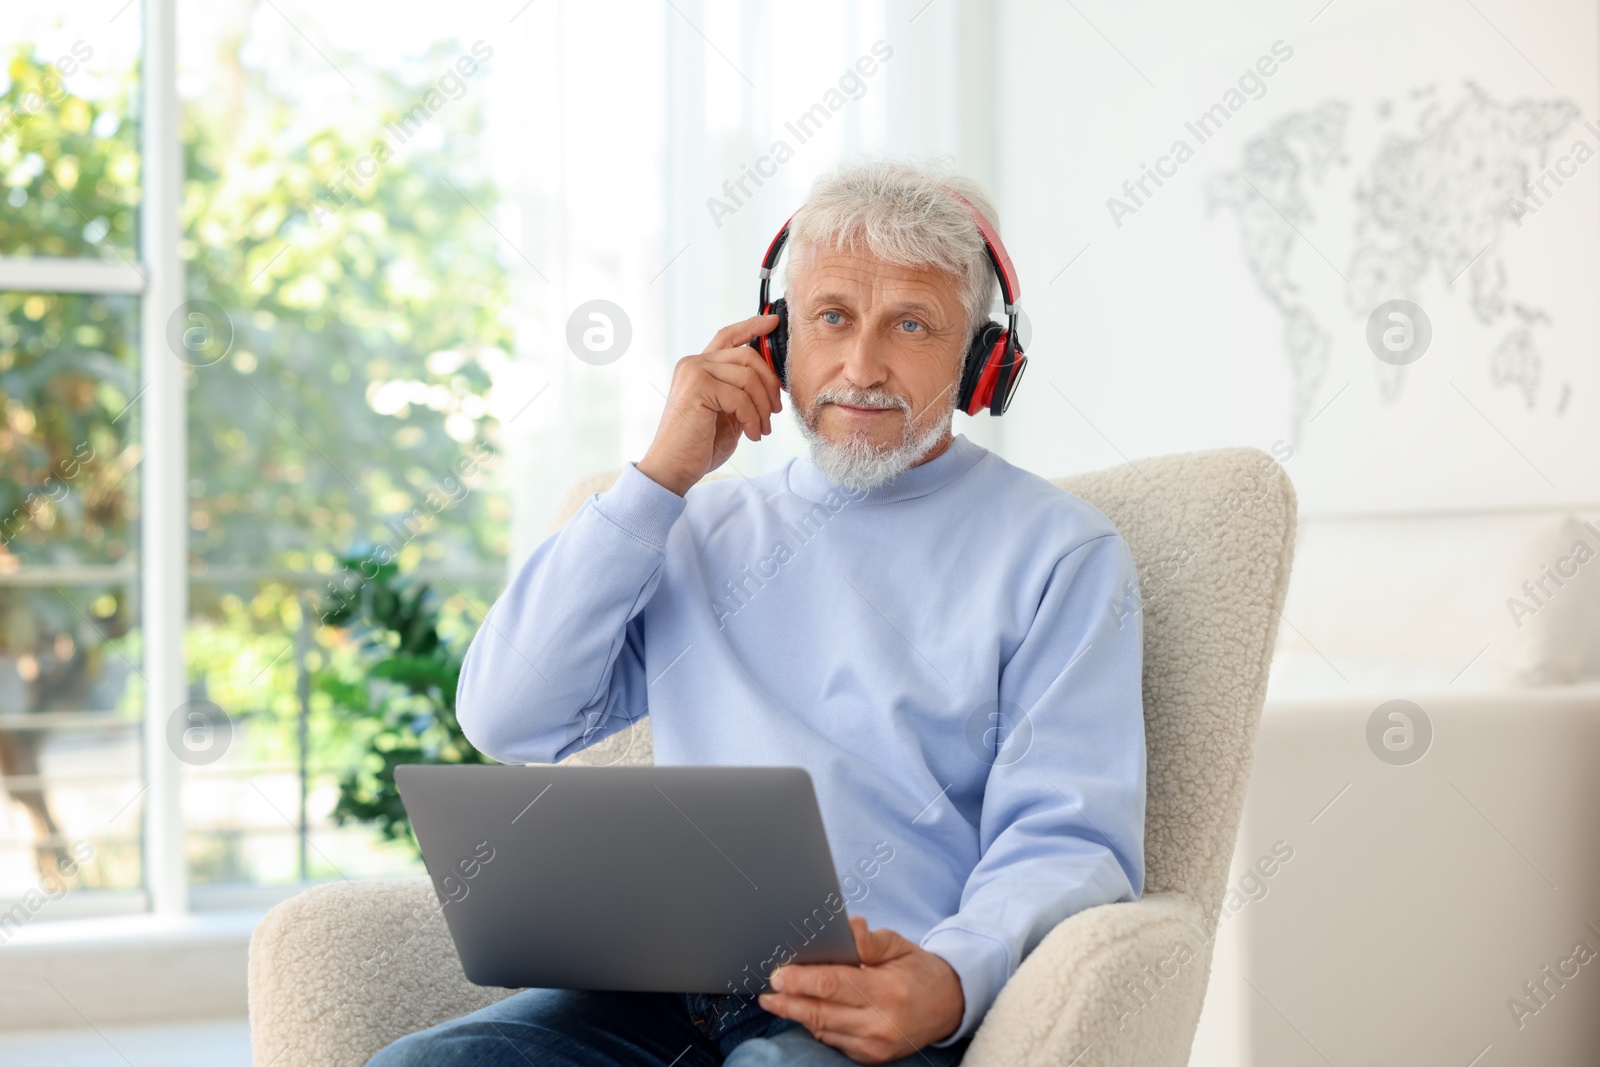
[839,328,888,390]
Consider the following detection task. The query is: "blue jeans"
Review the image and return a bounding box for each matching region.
[367,988,972,1066]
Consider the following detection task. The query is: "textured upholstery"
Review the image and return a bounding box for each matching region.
[248,447,1297,1066]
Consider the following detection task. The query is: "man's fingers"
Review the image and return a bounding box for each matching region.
[700,344,782,413]
[759,995,906,1062]
[847,916,910,967]
[700,361,776,435]
[763,994,870,1036]
[769,963,869,1006]
[666,369,761,444]
[702,312,780,355]
[850,916,873,960]
[700,376,764,442]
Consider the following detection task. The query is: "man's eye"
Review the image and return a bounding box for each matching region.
[900,319,924,333]
[822,311,843,325]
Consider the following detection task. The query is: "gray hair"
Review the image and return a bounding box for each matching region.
[782,158,1000,337]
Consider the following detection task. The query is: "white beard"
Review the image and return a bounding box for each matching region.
[793,382,958,493]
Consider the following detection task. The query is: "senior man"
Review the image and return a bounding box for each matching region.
[369,160,1145,1066]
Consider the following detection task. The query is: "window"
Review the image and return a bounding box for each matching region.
[0,6,148,917]
[175,1,512,899]
[0,0,516,919]
[0,0,987,923]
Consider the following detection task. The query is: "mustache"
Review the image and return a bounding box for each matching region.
[813,387,910,414]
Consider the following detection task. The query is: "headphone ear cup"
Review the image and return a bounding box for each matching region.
[997,344,1027,414]
[767,297,789,390]
[958,321,1005,415]
[747,296,789,389]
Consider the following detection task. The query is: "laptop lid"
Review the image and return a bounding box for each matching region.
[396,763,860,994]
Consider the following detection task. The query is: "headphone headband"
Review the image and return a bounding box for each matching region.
[941,189,1020,308]
[759,216,793,273]
[757,195,1019,308]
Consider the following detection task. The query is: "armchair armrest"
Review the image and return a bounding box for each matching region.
[960,891,1211,1067]
[249,880,1212,1067]
[248,877,512,1067]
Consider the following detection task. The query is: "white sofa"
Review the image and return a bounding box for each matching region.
[1202,508,1600,1065]
[1232,685,1600,1066]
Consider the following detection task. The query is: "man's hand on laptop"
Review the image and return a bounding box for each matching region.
[758,915,964,1064]
[637,313,783,497]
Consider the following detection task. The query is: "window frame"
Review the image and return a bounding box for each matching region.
[0,0,186,919]
[138,0,186,919]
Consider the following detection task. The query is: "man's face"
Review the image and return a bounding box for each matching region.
[784,244,967,482]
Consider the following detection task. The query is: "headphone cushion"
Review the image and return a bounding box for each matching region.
[766,297,789,389]
[746,297,789,389]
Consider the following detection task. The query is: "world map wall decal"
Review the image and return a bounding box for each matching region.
[1207,83,1582,445]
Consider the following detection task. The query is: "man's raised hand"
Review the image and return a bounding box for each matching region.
[636,313,783,497]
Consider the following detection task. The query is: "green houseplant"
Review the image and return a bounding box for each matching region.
[316,550,486,850]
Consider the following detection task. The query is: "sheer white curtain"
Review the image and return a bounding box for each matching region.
[498,0,1009,568]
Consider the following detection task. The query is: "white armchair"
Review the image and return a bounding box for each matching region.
[248,447,1298,1066]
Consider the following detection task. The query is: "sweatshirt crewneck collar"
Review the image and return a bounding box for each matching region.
[787,432,986,506]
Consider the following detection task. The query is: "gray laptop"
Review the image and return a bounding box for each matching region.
[395,764,860,993]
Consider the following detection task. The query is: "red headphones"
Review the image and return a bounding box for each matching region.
[746,189,1028,416]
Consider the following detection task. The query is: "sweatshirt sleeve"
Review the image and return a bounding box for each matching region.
[455,461,687,765]
[920,531,1147,1046]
